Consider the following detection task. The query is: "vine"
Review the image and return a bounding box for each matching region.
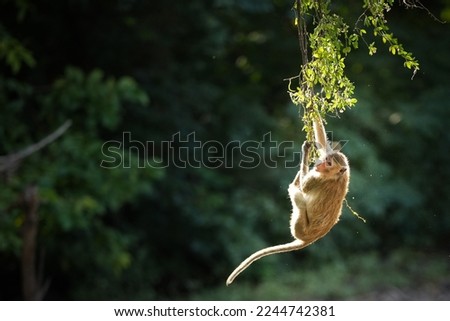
[288,0,420,142]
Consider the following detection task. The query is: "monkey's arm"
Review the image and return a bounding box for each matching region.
[293,141,311,186]
[313,117,329,158]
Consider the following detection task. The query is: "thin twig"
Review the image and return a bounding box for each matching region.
[344,199,366,223]
[401,0,446,24]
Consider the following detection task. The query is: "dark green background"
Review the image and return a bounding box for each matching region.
[1,0,449,300]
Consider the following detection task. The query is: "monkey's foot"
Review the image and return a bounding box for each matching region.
[288,182,300,193]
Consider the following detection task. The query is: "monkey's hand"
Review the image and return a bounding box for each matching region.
[302,141,312,163]
[302,141,312,155]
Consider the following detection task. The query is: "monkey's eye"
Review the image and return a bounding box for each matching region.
[326,159,332,166]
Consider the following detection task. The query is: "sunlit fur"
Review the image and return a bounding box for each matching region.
[226,119,349,286]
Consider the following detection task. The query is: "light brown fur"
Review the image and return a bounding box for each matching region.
[226,117,349,286]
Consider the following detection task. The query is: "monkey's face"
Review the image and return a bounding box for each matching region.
[315,152,348,177]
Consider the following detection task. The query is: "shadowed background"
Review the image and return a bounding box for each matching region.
[0,0,449,300]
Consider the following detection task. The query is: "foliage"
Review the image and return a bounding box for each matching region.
[359,0,420,70]
[289,0,419,142]
[0,23,157,298]
[0,31,35,73]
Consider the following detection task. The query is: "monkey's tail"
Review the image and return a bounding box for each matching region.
[226,239,307,286]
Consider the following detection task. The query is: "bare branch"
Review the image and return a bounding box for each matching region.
[0,120,72,172]
[401,0,446,24]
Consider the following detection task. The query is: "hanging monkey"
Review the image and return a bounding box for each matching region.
[226,116,350,285]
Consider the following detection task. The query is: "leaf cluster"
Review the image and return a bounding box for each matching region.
[289,0,420,141]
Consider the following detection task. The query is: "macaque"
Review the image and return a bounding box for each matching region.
[226,116,350,286]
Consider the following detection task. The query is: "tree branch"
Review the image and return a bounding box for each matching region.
[21,185,49,300]
[295,0,309,72]
[0,120,72,172]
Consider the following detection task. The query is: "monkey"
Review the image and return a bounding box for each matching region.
[226,116,350,286]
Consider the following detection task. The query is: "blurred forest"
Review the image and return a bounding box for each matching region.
[1,0,449,300]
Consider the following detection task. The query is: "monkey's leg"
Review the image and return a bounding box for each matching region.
[288,182,304,211]
[291,206,311,240]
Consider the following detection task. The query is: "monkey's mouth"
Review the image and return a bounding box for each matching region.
[315,162,327,172]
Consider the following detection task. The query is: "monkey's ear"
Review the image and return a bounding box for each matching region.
[339,167,347,174]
